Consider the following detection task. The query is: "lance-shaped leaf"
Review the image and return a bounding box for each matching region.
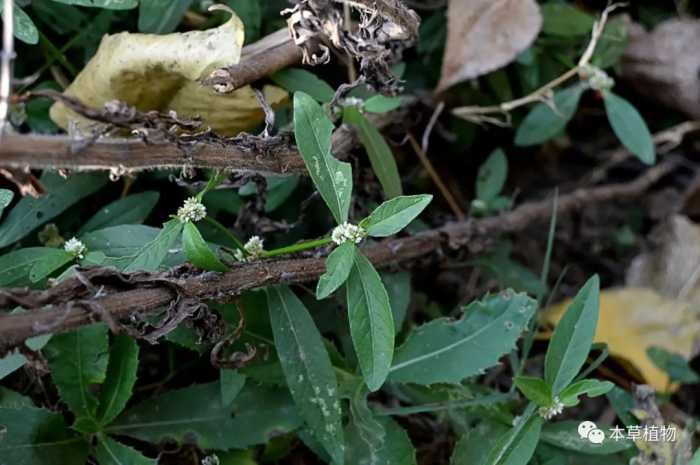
[484,408,543,465]
[293,92,353,224]
[389,290,536,385]
[97,335,139,426]
[559,379,614,407]
[343,107,403,199]
[123,220,184,273]
[316,242,356,299]
[44,324,109,421]
[182,222,228,272]
[0,247,75,287]
[603,92,655,165]
[346,251,395,391]
[544,275,600,395]
[362,195,433,237]
[95,434,156,465]
[0,407,88,465]
[78,191,159,234]
[267,286,344,465]
[515,84,586,146]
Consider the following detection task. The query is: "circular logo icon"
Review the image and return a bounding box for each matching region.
[578,421,597,439]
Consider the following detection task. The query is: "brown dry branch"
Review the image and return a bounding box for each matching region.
[0,158,678,349]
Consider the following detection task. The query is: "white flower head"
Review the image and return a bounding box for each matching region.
[64,237,87,260]
[177,197,207,223]
[331,222,366,245]
[235,235,265,262]
[581,65,615,91]
[538,397,565,420]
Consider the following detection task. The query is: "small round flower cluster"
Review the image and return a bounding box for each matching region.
[235,235,265,262]
[64,237,87,260]
[331,222,366,246]
[538,397,564,420]
[581,65,614,91]
[177,197,207,223]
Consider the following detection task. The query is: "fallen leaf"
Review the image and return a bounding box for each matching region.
[50,6,287,136]
[436,0,542,92]
[544,216,700,392]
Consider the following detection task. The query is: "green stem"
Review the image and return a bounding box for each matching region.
[204,216,245,250]
[262,237,333,258]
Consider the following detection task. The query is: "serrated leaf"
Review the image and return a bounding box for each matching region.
[476,149,508,202]
[44,324,109,421]
[49,0,137,10]
[220,369,246,406]
[346,252,395,391]
[559,379,614,407]
[123,220,184,273]
[343,107,403,199]
[0,189,13,214]
[316,242,356,299]
[515,84,585,146]
[0,172,107,248]
[362,195,432,237]
[0,407,88,465]
[390,290,536,385]
[95,434,156,465]
[138,0,192,34]
[78,191,159,234]
[0,2,39,44]
[0,248,74,287]
[107,382,302,450]
[271,68,335,103]
[267,286,344,465]
[182,222,228,272]
[544,275,600,395]
[294,92,353,224]
[603,92,655,165]
[514,376,552,407]
[540,421,633,455]
[97,335,139,426]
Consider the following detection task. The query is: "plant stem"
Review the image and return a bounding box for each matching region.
[263,237,332,258]
[203,216,245,250]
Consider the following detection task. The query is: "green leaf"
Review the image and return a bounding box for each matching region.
[267,286,344,465]
[544,275,600,395]
[390,290,536,385]
[107,382,302,450]
[541,3,595,37]
[591,18,628,69]
[220,369,246,406]
[344,107,403,199]
[476,149,508,202]
[362,194,433,237]
[0,407,88,465]
[294,92,353,224]
[646,346,700,384]
[0,189,13,214]
[515,84,585,146]
[451,420,510,465]
[484,407,543,465]
[603,92,655,165]
[363,95,403,114]
[0,2,39,44]
[345,416,416,465]
[78,191,159,234]
[225,0,262,43]
[0,172,107,248]
[540,421,634,454]
[346,251,395,391]
[50,0,138,9]
[97,335,139,426]
[138,0,192,33]
[0,247,75,287]
[238,175,299,212]
[44,324,109,421]
[559,379,614,407]
[182,222,228,272]
[382,271,411,332]
[272,68,335,103]
[316,242,356,299]
[95,434,156,465]
[28,249,74,283]
[123,220,184,273]
[514,376,552,407]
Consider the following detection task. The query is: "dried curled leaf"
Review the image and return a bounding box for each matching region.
[50,7,287,136]
[437,0,542,92]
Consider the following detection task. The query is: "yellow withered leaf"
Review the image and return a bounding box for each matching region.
[544,287,700,392]
[49,6,287,136]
